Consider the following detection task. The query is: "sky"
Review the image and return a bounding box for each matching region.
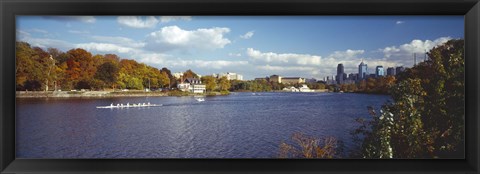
[16,16,464,80]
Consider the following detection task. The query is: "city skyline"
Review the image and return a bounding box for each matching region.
[17,16,464,80]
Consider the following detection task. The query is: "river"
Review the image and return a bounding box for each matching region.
[16,92,391,158]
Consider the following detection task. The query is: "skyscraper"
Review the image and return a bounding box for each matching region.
[358,60,368,79]
[336,63,344,84]
[396,66,405,75]
[376,66,384,77]
[387,67,396,76]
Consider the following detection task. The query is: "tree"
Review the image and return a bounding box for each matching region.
[183,69,199,79]
[104,54,120,64]
[48,48,68,64]
[366,78,376,92]
[65,48,96,89]
[217,76,231,92]
[358,80,367,91]
[32,47,51,91]
[16,42,37,90]
[279,133,340,158]
[201,76,217,92]
[95,62,119,89]
[158,71,170,88]
[160,67,175,88]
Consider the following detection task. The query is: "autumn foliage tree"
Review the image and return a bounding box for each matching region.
[95,62,119,90]
[183,69,199,79]
[201,76,217,92]
[279,133,340,158]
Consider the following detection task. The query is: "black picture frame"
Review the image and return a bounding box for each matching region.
[1,0,479,173]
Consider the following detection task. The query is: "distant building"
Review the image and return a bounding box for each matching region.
[337,64,344,76]
[336,63,345,84]
[269,75,282,83]
[282,77,305,84]
[387,67,396,76]
[172,72,183,79]
[358,60,368,80]
[254,77,268,81]
[348,73,359,81]
[376,66,384,77]
[325,76,336,85]
[396,66,405,75]
[177,78,206,93]
[216,72,243,81]
[305,78,317,83]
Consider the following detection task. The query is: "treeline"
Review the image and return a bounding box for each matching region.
[229,80,327,92]
[332,75,397,94]
[16,42,174,91]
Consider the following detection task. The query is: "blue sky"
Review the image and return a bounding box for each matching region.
[17,16,464,80]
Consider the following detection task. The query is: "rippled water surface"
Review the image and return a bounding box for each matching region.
[16,92,390,158]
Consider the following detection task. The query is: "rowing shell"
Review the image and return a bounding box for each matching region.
[96,104,162,109]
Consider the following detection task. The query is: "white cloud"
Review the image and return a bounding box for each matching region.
[76,42,138,54]
[140,54,248,70]
[396,21,405,25]
[91,36,146,48]
[117,16,159,28]
[169,60,248,69]
[137,53,171,64]
[246,48,322,66]
[18,37,74,51]
[159,16,192,23]
[328,49,365,59]
[381,37,452,66]
[17,30,73,50]
[256,65,315,72]
[145,25,231,52]
[240,31,254,39]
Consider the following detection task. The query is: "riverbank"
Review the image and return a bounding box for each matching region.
[16,90,222,98]
[16,89,331,98]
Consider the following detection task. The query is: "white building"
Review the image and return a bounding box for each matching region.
[283,86,299,92]
[216,72,243,81]
[282,85,314,92]
[299,84,314,92]
[173,72,183,79]
[177,78,206,93]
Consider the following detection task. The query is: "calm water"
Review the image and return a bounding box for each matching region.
[16,92,390,158]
